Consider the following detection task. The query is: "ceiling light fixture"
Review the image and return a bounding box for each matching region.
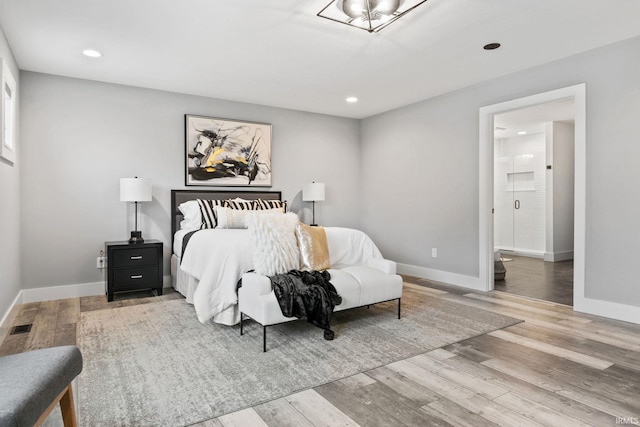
[318,0,429,33]
[517,131,527,135]
[82,49,102,58]
[346,96,358,103]
[483,43,501,50]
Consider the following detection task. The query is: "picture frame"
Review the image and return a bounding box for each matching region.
[0,58,17,165]
[185,114,272,187]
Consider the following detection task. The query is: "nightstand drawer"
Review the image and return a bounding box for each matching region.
[112,266,159,289]
[113,248,158,268]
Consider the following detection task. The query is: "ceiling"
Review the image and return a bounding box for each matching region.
[494,99,575,139]
[1,0,639,119]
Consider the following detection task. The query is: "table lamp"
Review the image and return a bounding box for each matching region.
[120,177,152,243]
[302,182,325,226]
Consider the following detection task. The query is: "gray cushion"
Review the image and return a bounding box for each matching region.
[0,346,83,427]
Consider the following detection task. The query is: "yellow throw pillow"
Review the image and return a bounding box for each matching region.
[295,223,331,271]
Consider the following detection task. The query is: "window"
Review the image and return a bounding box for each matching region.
[1,58,16,165]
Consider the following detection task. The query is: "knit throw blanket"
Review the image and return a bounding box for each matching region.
[269,270,342,340]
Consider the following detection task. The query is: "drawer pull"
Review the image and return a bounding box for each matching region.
[130,256,143,260]
[131,275,143,279]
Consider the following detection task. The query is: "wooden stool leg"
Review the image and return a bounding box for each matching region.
[60,384,78,427]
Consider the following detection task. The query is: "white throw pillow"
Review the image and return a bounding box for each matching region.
[216,207,284,229]
[178,200,202,231]
[247,212,300,276]
[216,206,249,229]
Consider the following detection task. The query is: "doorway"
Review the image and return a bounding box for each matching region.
[478,84,586,308]
[492,100,575,305]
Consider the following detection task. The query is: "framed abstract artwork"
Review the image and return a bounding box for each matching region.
[185,114,272,187]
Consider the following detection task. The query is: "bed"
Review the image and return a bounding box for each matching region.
[170,189,282,325]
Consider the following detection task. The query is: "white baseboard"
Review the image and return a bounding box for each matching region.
[574,296,640,325]
[22,282,105,303]
[397,263,484,291]
[20,275,173,304]
[543,251,574,262]
[398,263,640,325]
[498,249,544,259]
[0,290,24,344]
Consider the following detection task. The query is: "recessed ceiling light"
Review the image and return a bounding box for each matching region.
[346,96,358,103]
[82,49,102,58]
[483,43,501,50]
[517,131,527,135]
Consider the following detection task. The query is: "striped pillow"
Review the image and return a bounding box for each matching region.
[254,199,287,212]
[197,199,227,229]
[226,198,256,210]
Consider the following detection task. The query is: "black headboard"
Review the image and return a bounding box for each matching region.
[171,189,282,238]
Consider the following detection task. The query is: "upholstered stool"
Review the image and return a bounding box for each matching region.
[0,345,83,427]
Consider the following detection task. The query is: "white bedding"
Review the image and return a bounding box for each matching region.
[173,228,192,257]
[178,229,253,324]
[325,227,382,268]
[176,226,383,326]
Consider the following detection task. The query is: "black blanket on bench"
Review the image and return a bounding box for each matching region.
[269,270,342,340]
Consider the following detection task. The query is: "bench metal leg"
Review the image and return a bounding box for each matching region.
[240,313,244,336]
[263,326,267,352]
[251,298,401,353]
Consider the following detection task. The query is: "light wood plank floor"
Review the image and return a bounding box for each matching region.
[2,278,639,426]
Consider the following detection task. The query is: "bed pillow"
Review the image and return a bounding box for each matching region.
[197,199,227,229]
[215,206,251,229]
[226,198,256,210]
[247,212,300,276]
[179,200,202,231]
[216,207,284,229]
[295,223,331,271]
[254,199,287,212]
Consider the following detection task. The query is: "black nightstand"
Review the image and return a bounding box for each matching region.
[105,240,163,302]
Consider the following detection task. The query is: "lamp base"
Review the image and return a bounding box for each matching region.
[310,224,318,227]
[129,231,144,244]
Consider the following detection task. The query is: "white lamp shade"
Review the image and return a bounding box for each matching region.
[303,182,325,202]
[120,178,152,202]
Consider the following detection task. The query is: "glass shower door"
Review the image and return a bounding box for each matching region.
[494,152,546,254]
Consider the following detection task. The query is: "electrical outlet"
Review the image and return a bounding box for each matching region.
[96,256,106,269]
[431,248,437,258]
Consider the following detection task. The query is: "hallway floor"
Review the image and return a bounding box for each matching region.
[494,255,574,306]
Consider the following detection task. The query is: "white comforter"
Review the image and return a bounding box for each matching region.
[179,229,252,324]
[179,226,383,325]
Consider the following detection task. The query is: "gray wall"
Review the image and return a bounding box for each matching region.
[361,35,640,307]
[0,26,20,317]
[360,90,481,276]
[19,72,360,289]
[11,33,640,311]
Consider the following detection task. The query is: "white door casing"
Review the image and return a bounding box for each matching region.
[478,84,586,307]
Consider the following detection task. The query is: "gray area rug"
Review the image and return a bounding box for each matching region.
[77,285,519,426]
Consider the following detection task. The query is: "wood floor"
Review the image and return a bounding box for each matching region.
[2,278,639,426]
[494,255,574,306]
